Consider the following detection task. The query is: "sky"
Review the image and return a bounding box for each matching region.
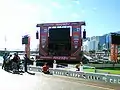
[0,0,120,51]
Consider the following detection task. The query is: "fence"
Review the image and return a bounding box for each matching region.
[28,66,120,85]
[85,64,120,68]
[0,62,120,85]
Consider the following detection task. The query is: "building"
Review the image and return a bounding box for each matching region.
[99,35,106,48]
[105,34,111,49]
[83,40,89,52]
[98,34,111,50]
[83,31,120,52]
[83,36,99,51]
[89,36,99,51]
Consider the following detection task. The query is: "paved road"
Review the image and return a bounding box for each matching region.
[0,68,119,90]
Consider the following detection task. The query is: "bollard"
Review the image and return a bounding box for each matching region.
[80,66,83,72]
[33,61,36,66]
[53,60,57,74]
[53,60,57,69]
[79,62,83,72]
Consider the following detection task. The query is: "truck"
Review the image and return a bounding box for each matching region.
[35,21,86,66]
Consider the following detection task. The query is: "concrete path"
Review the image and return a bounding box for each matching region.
[0,67,119,90]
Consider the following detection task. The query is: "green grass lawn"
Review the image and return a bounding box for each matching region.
[84,68,120,75]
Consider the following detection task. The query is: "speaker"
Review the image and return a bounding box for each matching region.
[111,33,120,44]
[83,29,86,39]
[36,31,39,39]
[22,36,28,44]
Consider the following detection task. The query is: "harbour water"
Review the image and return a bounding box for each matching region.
[0,56,3,63]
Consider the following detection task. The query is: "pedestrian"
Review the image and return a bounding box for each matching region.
[5,55,12,71]
[24,54,29,72]
[2,53,8,69]
[42,62,50,74]
[12,53,20,72]
[75,64,80,71]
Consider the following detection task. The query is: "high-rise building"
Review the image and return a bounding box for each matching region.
[83,31,120,52]
[89,36,99,51]
[83,36,99,51]
[105,34,111,49]
[99,35,107,49]
[83,40,89,52]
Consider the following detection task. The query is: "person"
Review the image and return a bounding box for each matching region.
[42,63,50,74]
[6,55,12,63]
[5,55,12,71]
[75,64,80,71]
[2,53,8,69]
[12,53,20,72]
[24,54,29,72]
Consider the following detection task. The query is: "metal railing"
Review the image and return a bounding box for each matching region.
[28,66,120,85]
[0,62,120,85]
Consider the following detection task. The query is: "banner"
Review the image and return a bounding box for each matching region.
[40,26,48,48]
[36,56,77,60]
[25,36,30,59]
[110,44,118,62]
[72,25,81,49]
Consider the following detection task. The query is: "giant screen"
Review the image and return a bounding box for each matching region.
[49,28,70,42]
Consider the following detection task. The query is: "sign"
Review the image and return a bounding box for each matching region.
[73,35,79,38]
[43,28,48,32]
[73,28,80,32]
[40,26,48,50]
[75,46,78,48]
[73,35,79,41]
[37,22,85,27]
[72,25,80,49]
[74,41,78,45]
[41,36,46,39]
[41,36,46,47]
[25,36,30,59]
[53,56,69,60]
[36,56,77,60]
[110,44,118,62]
[41,44,46,48]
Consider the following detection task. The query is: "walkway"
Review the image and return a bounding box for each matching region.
[0,67,119,90]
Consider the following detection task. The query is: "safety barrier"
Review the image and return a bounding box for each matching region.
[28,66,120,85]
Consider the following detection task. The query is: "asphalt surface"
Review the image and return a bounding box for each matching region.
[0,67,120,90]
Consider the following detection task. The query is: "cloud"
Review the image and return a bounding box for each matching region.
[51,2,62,9]
[74,0,80,5]
[71,13,80,18]
[0,0,54,50]
[0,0,85,50]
